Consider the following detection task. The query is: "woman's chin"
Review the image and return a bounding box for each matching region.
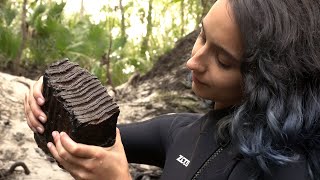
[191,85,209,100]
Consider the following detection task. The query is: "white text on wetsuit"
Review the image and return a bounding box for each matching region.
[176,155,190,167]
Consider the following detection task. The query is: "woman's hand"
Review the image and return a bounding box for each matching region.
[24,76,46,133]
[48,128,132,180]
[25,77,131,179]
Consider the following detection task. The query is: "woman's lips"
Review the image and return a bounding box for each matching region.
[192,74,206,86]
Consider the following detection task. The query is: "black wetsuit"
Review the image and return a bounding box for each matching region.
[119,108,307,180]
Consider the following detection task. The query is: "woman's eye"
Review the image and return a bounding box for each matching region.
[217,54,232,69]
[217,60,231,69]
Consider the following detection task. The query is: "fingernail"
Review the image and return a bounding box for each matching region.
[37,127,43,133]
[39,116,46,123]
[47,142,52,148]
[37,98,45,105]
[52,131,57,137]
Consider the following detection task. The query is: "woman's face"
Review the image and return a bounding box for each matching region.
[186,0,244,109]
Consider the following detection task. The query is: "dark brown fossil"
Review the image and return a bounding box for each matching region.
[34,59,120,156]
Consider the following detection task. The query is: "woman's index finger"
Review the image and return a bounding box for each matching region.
[60,132,100,159]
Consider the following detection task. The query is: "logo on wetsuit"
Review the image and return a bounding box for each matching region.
[176,154,190,167]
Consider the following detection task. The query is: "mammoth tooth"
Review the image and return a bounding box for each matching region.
[34,58,120,156]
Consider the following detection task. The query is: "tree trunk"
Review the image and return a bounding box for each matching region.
[180,0,185,36]
[80,0,84,18]
[13,0,28,74]
[194,0,202,28]
[101,38,114,89]
[118,0,127,60]
[140,0,153,56]
[119,0,126,43]
[101,19,115,89]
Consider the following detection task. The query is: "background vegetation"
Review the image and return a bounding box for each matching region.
[0,0,213,86]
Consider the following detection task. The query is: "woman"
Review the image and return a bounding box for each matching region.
[24,0,320,179]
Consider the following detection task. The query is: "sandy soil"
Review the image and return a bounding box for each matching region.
[0,72,73,179]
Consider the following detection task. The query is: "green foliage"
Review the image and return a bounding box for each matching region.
[0,0,204,86]
[0,1,20,67]
[29,4,46,25]
[86,23,109,58]
[47,2,65,19]
[2,6,17,26]
[0,27,21,66]
[27,1,73,65]
[171,0,182,3]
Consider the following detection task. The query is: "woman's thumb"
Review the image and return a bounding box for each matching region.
[113,128,124,150]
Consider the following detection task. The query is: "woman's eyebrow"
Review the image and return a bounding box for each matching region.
[201,21,240,62]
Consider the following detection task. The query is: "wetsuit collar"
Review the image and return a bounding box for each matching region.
[200,106,235,133]
[185,107,235,179]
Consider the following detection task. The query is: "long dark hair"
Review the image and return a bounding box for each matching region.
[224,0,320,179]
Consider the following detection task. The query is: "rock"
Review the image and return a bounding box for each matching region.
[35,59,119,156]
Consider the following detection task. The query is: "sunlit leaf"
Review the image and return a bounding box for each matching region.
[29,4,46,25]
[47,2,66,20]
[3,6,17,26]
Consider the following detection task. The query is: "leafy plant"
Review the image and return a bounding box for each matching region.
[0,0,204,86]
[0,27,21,66]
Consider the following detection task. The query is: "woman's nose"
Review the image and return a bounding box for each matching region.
[186,46,206,72]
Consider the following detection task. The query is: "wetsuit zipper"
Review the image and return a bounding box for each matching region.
[191,141,230,180]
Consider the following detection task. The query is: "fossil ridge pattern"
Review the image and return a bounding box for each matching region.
[34,59,119,155]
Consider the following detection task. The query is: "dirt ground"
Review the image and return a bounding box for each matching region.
[0,72,73,179]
